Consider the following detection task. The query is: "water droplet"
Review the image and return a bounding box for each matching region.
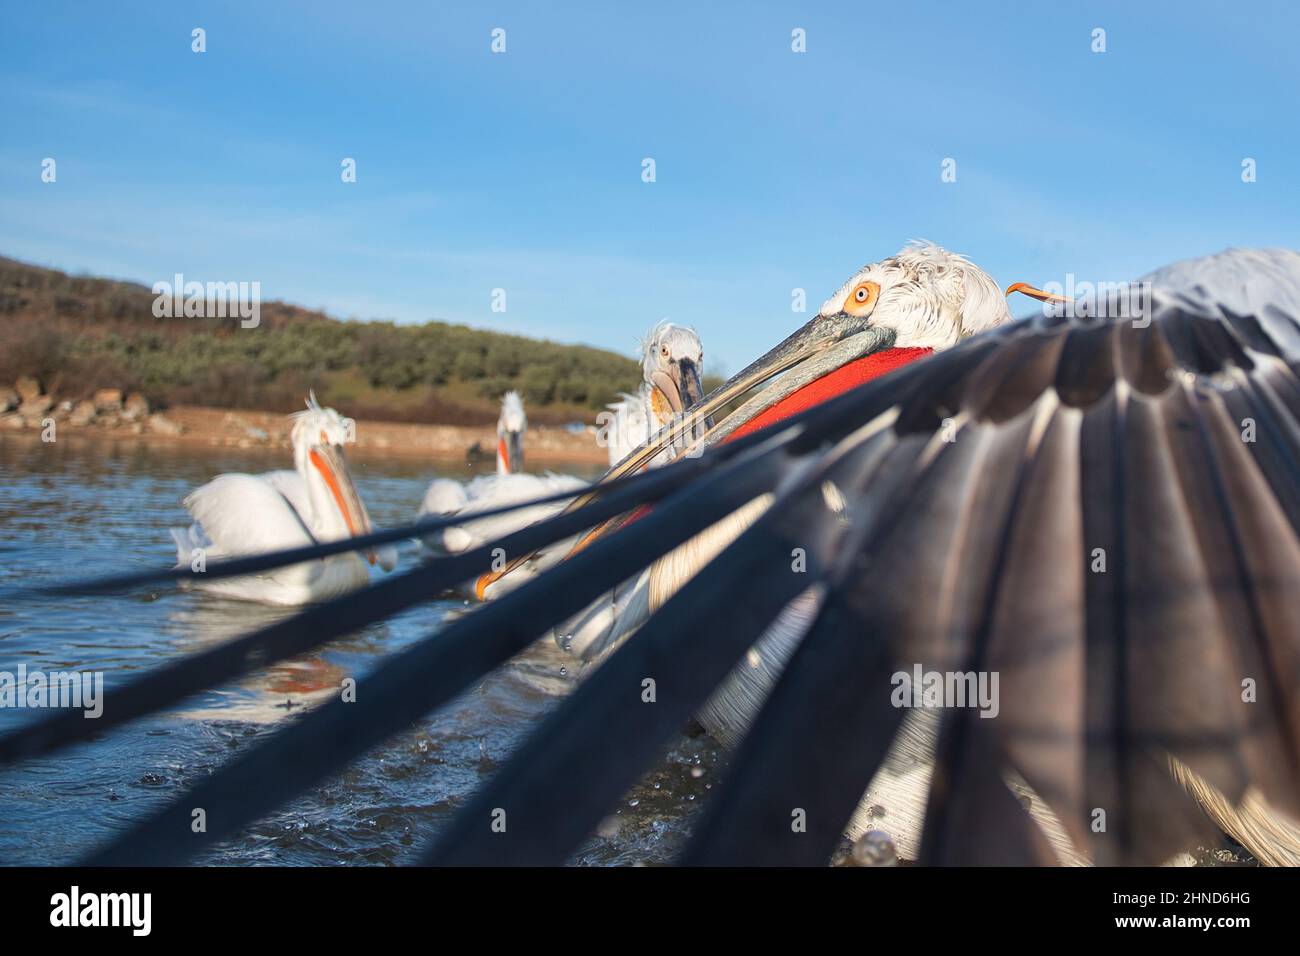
[628,798,639,808]
[559,666,567,676]
[850,830,897,867]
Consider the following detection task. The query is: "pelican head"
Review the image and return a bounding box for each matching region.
[642,322,706,426]
[291,393,391,569]
[497,390,526,475]
[816,242,1011,349]
[603,243,1019,474]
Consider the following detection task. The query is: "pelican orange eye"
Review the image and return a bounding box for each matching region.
[845,281,880,315]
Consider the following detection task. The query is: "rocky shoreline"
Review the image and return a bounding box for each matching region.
[0,377,608,465]
[2,376,184,437]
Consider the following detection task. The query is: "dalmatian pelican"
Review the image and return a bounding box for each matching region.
[553,243,1034,662]
[427,334,706,599]
[603,322,706,468]
[416,392,586,594]
[168,395,397,606]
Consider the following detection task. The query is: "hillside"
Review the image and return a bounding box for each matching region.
[0,256,650,426]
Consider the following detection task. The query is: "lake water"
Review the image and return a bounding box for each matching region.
[0,434,720,866]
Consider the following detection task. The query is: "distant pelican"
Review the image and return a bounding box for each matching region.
[467,330,708,603]
[418,392,585,595]
[169,395,396,606]
[603,322,706,468]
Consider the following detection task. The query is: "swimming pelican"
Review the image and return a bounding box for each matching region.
[168,395,397,606]
[603,322,706,468]
[468,335,710,601]
[418,392,586,592]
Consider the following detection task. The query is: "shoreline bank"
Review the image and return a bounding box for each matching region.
[1,401,608,466]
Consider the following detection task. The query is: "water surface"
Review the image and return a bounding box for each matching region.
[0,434,719,865]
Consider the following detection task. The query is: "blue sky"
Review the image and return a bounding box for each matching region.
[2,1,1297,375]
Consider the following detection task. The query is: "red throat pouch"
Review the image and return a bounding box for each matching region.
[725,347,933,443]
